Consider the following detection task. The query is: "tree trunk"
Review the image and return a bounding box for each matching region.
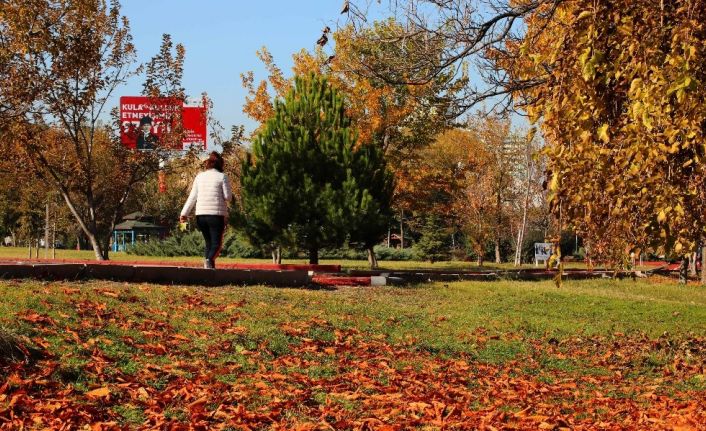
[101,238,110,260]
[367,246,378,269]
[495,187,502,264]
[86,231,106,261]
[555,203,564,287]
[44,203,49,258]
[308,246,319,265]
[679,256,689,284]
[514,227,523,266]
[701,245,706,286]
[515,147,532,266]
[271,245,282,264]
[400,211,405,249]
[58,190,107,260]
[690,252,697,276]
[27,240,32,258]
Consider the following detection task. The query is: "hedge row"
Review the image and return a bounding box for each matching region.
[126,230,417,261]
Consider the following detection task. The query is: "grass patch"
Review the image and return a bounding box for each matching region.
[54,356,91,384]
[474,340,527,364]
[164,407,188,422]
[113,404,146,426]
[306,364,338,379]
[0,246,609,271]
[1,277,705,427]
[675,375,706,391]
[117,358,141,375]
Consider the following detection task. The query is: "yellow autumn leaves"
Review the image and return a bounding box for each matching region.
[500,0,706,263]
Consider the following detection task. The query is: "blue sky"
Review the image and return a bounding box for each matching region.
[116,1,526,146]
[118,0,349,138]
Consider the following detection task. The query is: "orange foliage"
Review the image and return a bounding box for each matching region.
[242,22,458,218]
[243,24,442,151]
[2,282,705,428]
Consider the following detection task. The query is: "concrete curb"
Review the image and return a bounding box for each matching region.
[0,260,637,288]
[0,262,309,287]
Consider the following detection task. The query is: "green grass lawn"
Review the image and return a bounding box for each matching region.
[1,277,705,428]
[0,245,615,271]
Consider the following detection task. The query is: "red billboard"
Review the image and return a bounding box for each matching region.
[119,96,207,151]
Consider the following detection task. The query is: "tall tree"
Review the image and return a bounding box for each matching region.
[452,142,495,266]
[2,0,137,259]
[241,22,464,261]
[473,115,521,264]
[1,1,188,260]
[346,133,395,268]
[512,128,544,266]
[401,118,525,264]
[293,22,465,240]
[498,0,706,265]
[240,73,393,264]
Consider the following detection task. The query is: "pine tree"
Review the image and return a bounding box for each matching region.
[414,215,449,263]
[240,73,393,264]
[347,133,395,268]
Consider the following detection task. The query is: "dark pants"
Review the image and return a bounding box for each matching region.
[196,215,225,266]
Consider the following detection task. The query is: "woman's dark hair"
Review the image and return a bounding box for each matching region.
[205,151,224,172]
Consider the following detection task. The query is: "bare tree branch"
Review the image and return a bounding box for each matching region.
[346,0,564,114]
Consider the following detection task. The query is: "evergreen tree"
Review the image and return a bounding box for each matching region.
[347,133,395,268]
[240,73,393,264]
[414,215,449,263]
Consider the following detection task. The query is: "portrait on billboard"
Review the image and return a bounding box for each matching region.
[136,116,159,150]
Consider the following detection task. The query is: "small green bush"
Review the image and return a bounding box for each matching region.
[127,230,419,261]
[373,245,415,261]
[413,216,450,262]
[221,233,263,258]
[127,230,264,258]
[126,230,203,257]
[319,246,366,260]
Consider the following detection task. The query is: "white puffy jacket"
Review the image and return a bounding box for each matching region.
[180,169,233,217]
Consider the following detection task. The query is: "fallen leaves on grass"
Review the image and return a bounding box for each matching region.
[0,282,705,430]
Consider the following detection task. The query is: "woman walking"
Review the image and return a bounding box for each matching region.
[180,151,233,269]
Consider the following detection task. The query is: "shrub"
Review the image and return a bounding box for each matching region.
[319,246,366,260]
[221,233,263,258]
[127,230,264,258]
[127,230,203,257]
[413,216,450,263]
[373,245,415,261]
[127,230,421,261]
